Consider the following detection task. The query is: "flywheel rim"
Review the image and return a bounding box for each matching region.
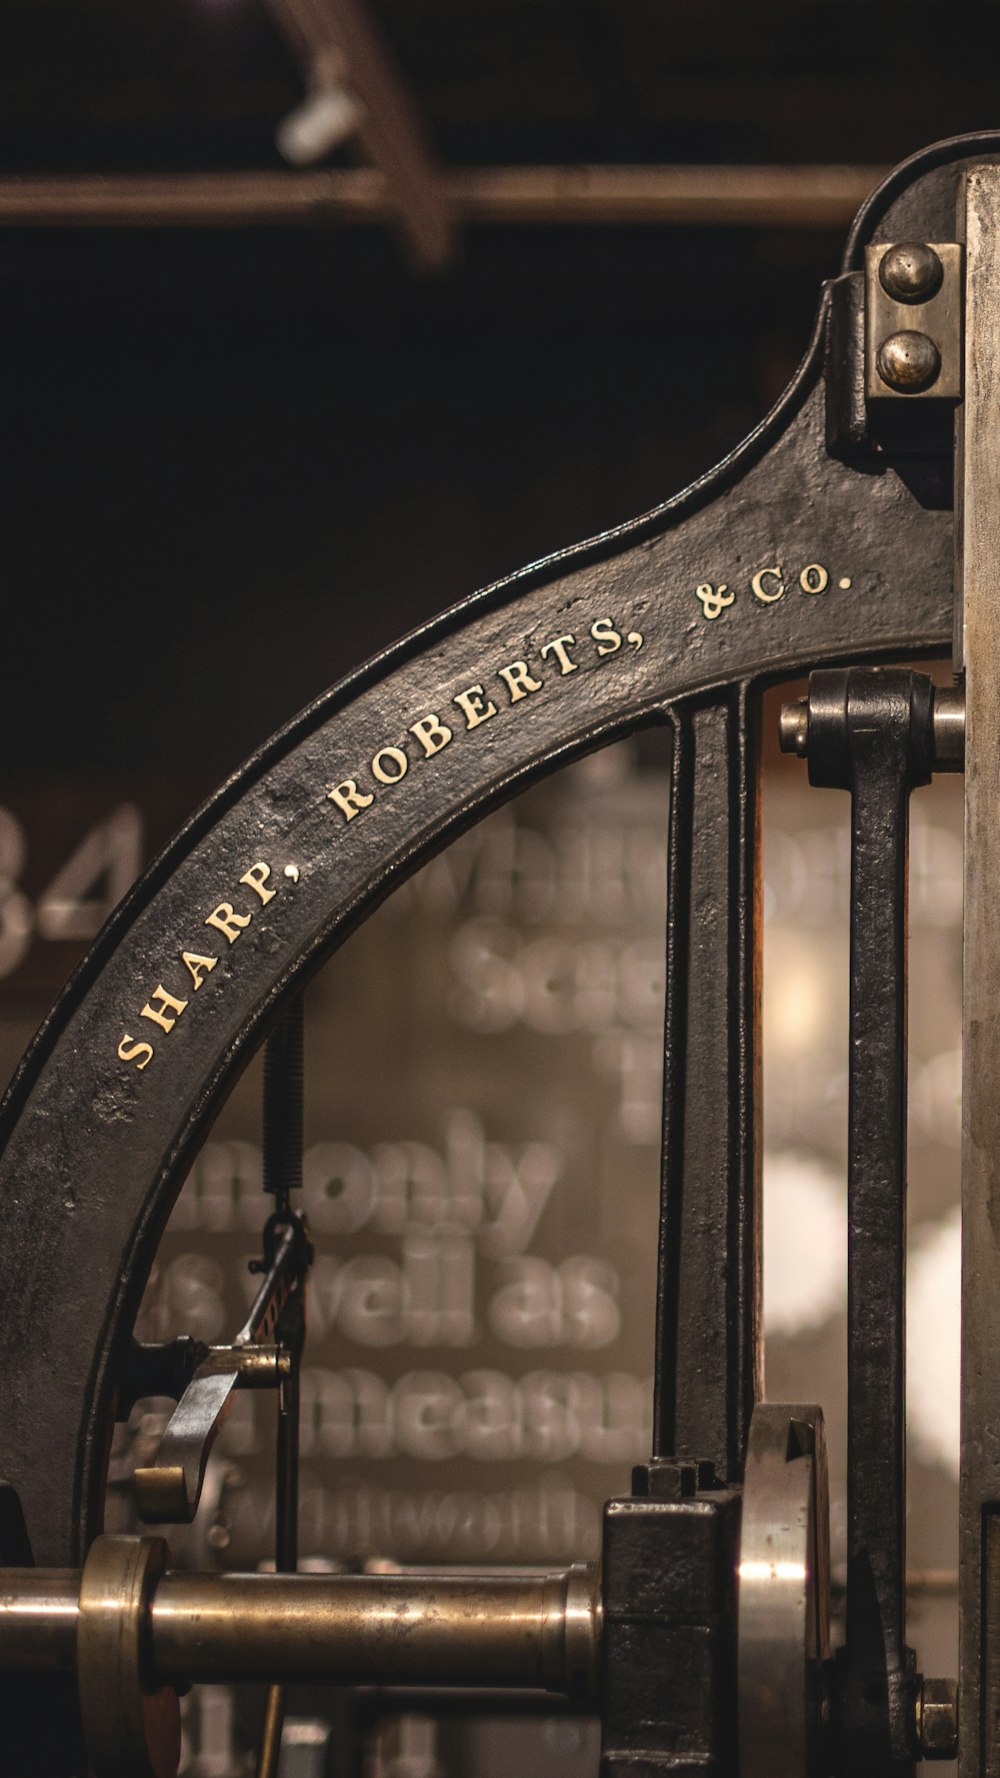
[0,127,986,1668]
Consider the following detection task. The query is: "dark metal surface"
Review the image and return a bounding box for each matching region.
[262,997,305,1209]
[655,687,760,1482]
[807,668,934,1776]
[601,1464,741,1774]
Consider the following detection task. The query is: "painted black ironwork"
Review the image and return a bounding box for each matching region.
[655,687,761,1483]
[2,132,999,1775]
[262,996,304,1212]
[808,669,935,1777]
[602,1462,742,1773]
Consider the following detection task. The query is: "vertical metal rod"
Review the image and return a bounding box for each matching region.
[957,163,1000,1778]
[275,1359,300,1577]
[842,719,913,1777]
[257,1686,285,1778]
[807,669,932,1778]
[257,998,306,1778]
[263,999,305,1213]
[654,685,762,1480]
[257,1361,302,1778]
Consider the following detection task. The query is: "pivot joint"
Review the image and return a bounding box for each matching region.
[780,675,964,776]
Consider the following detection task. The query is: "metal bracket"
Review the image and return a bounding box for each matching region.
[827,238,963,461]
[600,1459,741,1772]
[864,242,963,403]
[133,1216,310,1523]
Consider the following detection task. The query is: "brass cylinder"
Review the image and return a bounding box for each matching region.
[0,1570,79,1670]
[0,1560,600,1703]
[153,1567,597,1698]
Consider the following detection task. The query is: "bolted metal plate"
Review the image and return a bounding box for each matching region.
[865,241,964,402]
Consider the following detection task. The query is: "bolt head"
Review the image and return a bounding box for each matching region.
[919,1677,958,1760]
[876,329,942,393]
[879,242,944,304]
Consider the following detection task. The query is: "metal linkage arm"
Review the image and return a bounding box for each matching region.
[133,1218,307,1522]
[132,998,311,1530]
[656,684,762,1482]
[812,668,931,1776]
[786,668,944,1776]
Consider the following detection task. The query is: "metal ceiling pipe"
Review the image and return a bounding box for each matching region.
[0,165,886,232]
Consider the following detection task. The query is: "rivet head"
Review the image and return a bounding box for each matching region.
[876,329,941,393]
[879,241,944,303]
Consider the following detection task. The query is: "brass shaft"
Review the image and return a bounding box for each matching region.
[0,1570,79,1669]
[0,1563,600,1703]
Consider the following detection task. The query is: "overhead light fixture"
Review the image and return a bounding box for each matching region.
[276,63,365,166]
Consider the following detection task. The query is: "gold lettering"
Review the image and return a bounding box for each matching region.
[799,563,829,594]
[497,660,543,703]
[409,713,453,758]
[751,566,785,604]
[696,582,733,620]
[181,950,218,990]
[590,618,622,655]
[140,984,189,1034]
[540,634,579,675]
[453,685,498,730]
[371,746,409,785]
[205,903,252,944]
[118,1034,154,1071]
[240,861,276,905]
[327,779,375,821]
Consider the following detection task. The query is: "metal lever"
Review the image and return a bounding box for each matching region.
[787,668,934,1776]
[134,998,311,1530]
[133,1223,305,1521]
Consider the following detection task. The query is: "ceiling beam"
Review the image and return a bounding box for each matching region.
[0,165,886,233]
